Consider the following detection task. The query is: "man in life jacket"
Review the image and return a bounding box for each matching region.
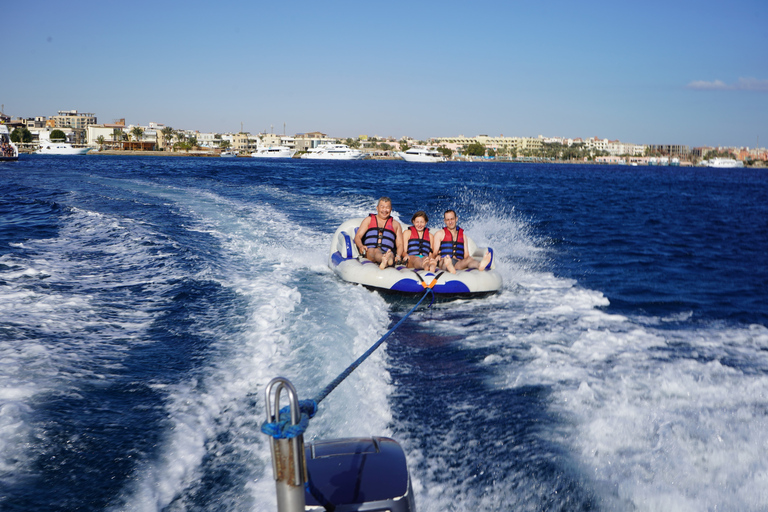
[431,209,492,274]
[354,197,404,269]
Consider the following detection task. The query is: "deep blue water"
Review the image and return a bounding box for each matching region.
[1,155,767,511]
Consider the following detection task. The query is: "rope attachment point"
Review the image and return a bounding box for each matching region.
[262,377,308,512]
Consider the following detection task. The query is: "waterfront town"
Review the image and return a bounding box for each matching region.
[2,109,766,166]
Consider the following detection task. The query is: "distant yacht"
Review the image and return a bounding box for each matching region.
[704,158,744,168]
[301,143,365,160]
[36,142,91,155]
[252,145,296,159]
[397,145,446,163]
[0,125,19,161]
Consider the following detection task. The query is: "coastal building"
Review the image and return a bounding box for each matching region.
[294,131,333,153]
[196,132,221,148]
[86,120,128,148]
[50,110,97,145]
[221,132,253,153]
[605,140,646,156]
[648,144,690,157]
[431,134,543,155]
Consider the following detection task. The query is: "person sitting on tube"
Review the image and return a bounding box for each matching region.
[432,209,492,274]
[354,197,404,269]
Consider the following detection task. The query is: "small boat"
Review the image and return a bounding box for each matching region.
[35,142,91,155]
[329,218,502,296]
[251,145,296,158]
[397,145,446,163]
[220,150,238,157]
[0,125,19,161]
[302,143,365,160]
[704,158,744,168]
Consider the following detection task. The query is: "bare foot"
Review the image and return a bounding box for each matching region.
[444,256,456,274]
[478,251,492,271]
[380,250,393,269]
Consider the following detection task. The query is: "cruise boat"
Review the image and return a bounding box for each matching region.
[0,125,19,161]
[301,143,365,160]
[397,145,446,163]
[704,158,744,168]
[36,142,92,155]
[251,145,296,159]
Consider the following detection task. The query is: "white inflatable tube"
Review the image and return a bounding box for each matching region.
[328,218,502,296]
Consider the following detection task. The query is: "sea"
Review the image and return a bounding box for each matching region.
[1,155,767,512]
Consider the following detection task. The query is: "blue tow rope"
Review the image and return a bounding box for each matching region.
[261,287,435,439]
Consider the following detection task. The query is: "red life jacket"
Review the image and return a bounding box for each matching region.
[406,226,431,256]
[362,214,396,253]
[439,227,465,259]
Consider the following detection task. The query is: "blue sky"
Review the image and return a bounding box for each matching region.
[4,0,766,147]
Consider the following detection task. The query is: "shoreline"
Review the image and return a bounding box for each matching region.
[20,149,762,167]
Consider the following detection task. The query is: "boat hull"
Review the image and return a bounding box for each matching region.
[329,218,502,296]
[301,144,365,160]
[302,153,364,160]
[397,151,445,163]
[36,144,91,155]
[252,147,296,158]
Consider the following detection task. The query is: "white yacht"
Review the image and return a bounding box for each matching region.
[220,150,238,157]
[397,145,446,163]
[36,142,91,155]
[301,143,365,160]
[251,145,296,159]
[0,125,19,161]
[704,158,744,168]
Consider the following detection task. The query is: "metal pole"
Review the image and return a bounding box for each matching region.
[264,377,307,512]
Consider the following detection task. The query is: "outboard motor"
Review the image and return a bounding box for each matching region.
[305,437,415,512]
[263,377,415,512]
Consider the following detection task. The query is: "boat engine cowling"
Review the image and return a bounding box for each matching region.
[304,437,415,512]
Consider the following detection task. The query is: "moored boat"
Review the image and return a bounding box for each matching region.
[35,142,92,155]
[0,125,19,161]
[397,145,446,163]
[329,218,502,296]
[251,145,296,158]
[704,158,744,168]
[302,143,365,160]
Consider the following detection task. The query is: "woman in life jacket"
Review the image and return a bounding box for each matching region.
[402,211,437,272]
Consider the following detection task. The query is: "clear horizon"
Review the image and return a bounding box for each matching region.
[4,0,766,148]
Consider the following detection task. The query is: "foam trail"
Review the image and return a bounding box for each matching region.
[112,186,395,511]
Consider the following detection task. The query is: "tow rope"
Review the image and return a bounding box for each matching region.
[261,286,436,439]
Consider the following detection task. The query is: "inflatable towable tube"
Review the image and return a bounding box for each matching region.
[329,218,502,296]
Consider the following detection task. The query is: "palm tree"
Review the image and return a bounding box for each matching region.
[175,132,186,149]
[96,135,105,150]
[161,126,174,151]
[130,127,144,151]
